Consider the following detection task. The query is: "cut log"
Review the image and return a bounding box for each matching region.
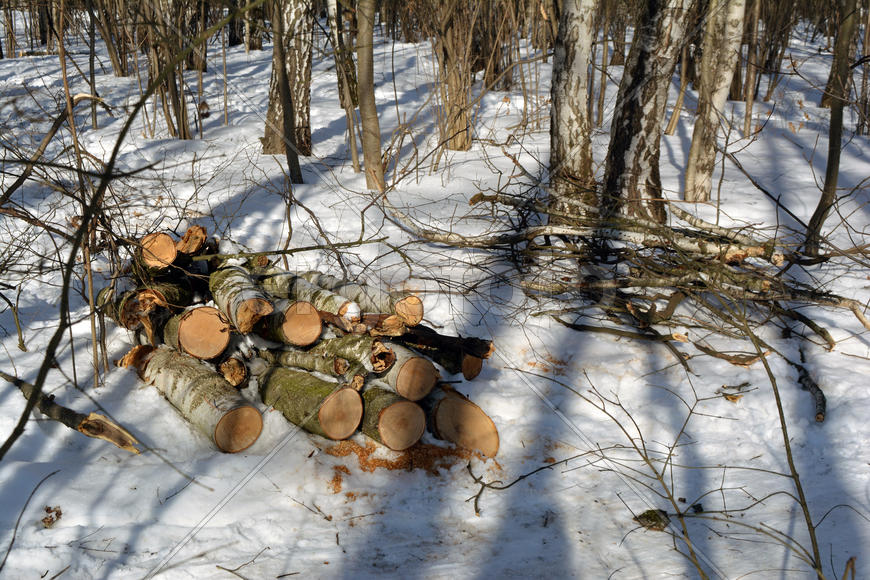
[428,385,499,457]
[260,367,363,440]
[139,232,177,270]
[259,348,350,376]
[141,279,194,310]
[358,313,407,337]
[399,342,483,380]
[395,325,494,359]
[210,266,274,333]
[378,343,438,401]
[300,271,423,326]
[361,385,426,451]
[122,345,262,453]
[219,353,248,388]
[256,299,322,346]
[311,334,395,373]
[98,286,167,344]
[176,225,208,255]
[163,306,232,360]
[258,269,361,320]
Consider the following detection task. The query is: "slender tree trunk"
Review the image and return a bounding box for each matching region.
[684,0,745,202]
[805,0,859,256]
[743,0,760,135]
[602,0,694,224]
[549,0,600,218]
[357,0,385,191]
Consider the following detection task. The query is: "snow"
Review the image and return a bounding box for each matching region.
[1,18,869,580]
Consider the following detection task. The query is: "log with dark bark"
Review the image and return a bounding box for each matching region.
[361,385,426,451]
[260,367,362,440]
[299,271,423,326]
[396,325,494,359]
[427,385,499,457]
[0,369,140,453]
[210,265,274,333]
[377,343,438,401]
[256,299,323,346]
[120,346,262,453]
[310,334,395,373]
[258,348,350,376]
[163,306,232,360]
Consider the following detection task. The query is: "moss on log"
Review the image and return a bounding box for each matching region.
[210,266,274,333]
[258,269,360,319]
[361,385,425,450]
[260,367,362,440]
[259,348,350,376]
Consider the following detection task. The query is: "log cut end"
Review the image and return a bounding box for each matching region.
[140,232,177,269]
[117,344,156,378]
[282,301,323,346]
[236,298,274,334]
[433,392,499,457]
[176,225,208,254]
[461,354,484,380]
[219,357,248,388]
[395,295,424,326]
[214,405,263,453]
[178,306,231,359]
[377,400,426,451]
[395,357,438,401]
[371,340,396,372]
[319,388,364,440]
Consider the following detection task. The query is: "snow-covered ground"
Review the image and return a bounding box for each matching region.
[1,20,869,579]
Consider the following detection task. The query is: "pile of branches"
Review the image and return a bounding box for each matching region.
[382,192,870,422]
[94,226,499,457]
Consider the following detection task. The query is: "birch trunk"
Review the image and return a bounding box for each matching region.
[361,385,426,451]
[259,348,350,376]
[549,0,600,217]
[311,334,395,373]
[125,346,262,453]
[684,0,746,202]
[260,367,362,440]
[602,0,693,223]
[299,271,423,325]
[210,266,274,333]
[258,269,360,319]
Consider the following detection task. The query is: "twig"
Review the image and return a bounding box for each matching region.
[191,237,388,262]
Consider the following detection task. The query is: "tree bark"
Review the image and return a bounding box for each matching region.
[602,0,694,223]
[299,271,423,325]
[260,367,362,440]
[549,0,600,217]
[361,385,425,450]
[311,334,396,373]
[357,0,385,191]
[684,0,746,202]
[259,348,350,376]
[258,269,360,319]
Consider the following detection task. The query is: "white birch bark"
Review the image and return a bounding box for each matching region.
[684,0,746,202]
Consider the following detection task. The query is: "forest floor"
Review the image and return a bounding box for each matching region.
[1,21,869,579]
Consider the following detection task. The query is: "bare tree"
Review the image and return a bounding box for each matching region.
[602,0,694,223]
[548,0,600,218]
[357,0,385,191]
[684,0,745,202]
[263,0,314,157]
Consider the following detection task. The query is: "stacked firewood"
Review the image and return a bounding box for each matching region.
[105,227,499,458]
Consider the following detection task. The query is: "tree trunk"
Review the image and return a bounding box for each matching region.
[743,0,761,135]
[805,0,859,256]
[549,0,600,218]
[163,306,232,359]
[327,0,361,171]
[376,343,438,401]
[361,385,426,450]
[124,346,263,453]
[357,0,385,191]
[263,0,313,156]
[260,367,363,440]
[210,266,274,333]
[601,0,693,223]
[684,0,745,202]
[259,348,350,376]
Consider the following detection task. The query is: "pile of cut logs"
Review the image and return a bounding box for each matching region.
[104,227,499,458]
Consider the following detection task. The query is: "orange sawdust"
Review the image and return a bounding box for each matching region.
[328,465,350,493]
[325,440,479,475]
